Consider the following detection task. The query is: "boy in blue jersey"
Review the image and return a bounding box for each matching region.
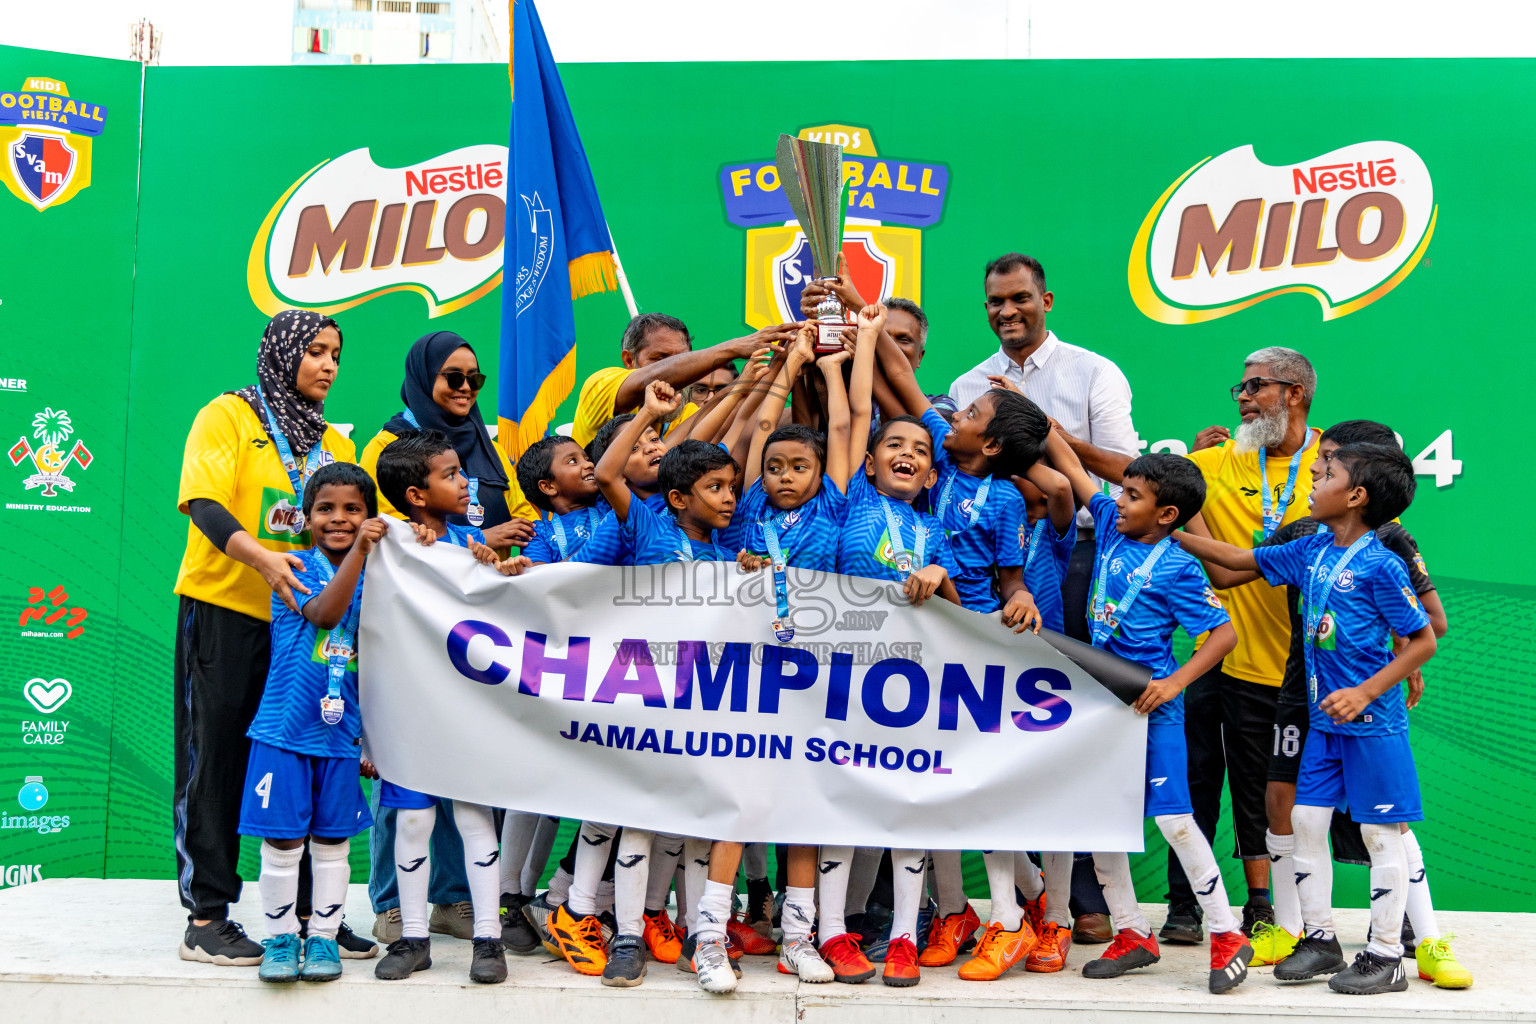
[516,435,604,565]
[239,462,386,983]
[1178,442,1436,995]
[369,431,519,984]
[1046,432,1254,994]
[572,412,673,566]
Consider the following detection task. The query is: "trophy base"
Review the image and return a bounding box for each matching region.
[815,321,849,354]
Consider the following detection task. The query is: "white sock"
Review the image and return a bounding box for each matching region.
[817,845,854,941]
[259,841,303,937]
[782,885,816,943]
[395,806,436,938]
[568,821,616,916]
[1266,830,1303,935]
[453,801,501,939]
[545,865,572,908]
[983,850,1023,930]
[1015,852,1045,903]
[499,812,540,897]
[847,847,882,916]
[890,849,927,942]
[682,837,712,932]
[1155,814,1238,934]
[1291,803,1336,942]
[1400,829,1439,941]
[614,828,654,937]
[1091,852,1150,937]
[1362,823,1408,959]
[743,842,768,881]
[929,849,968,916]
[1041,852,1073,927]
[308,840,352,939]
[522,816,561,896]
[695,878,734,944]
[646,834,684,913]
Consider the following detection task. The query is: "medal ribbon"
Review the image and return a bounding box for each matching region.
[1258,426,1312,539]
[552,507,602,561]
[1090,535,1173,647]
[402,407,481,523]
[259,391,327,500]
[1301,531,1375,705]
[1022,517,1049,575]
[936,472,991,535]
[307,553,360,722]
[880,499,928,580]
[761,510,795,629]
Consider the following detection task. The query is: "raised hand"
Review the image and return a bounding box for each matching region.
[856,302,888,333]
[643,379,684,419]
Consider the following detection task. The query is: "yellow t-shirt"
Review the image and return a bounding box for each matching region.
[1185,432,1321,687]
[571,365,698,447]
[357,428,536,522]
[174,394,357,622]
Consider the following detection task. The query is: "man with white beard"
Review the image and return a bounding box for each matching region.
[1161,348,1322,947]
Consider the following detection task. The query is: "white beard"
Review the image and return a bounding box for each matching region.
[1234,403,1289,455]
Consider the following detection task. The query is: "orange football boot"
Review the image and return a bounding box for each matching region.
[919,904,981,967]
[882,936,921,987]
[642,908,682,964]
[820,932,876,983]
[549,903,607,976]
[727,915,777,956]
[958,919,1039,980]
[1026,920,1071,972]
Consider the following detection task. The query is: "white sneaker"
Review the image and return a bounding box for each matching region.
[694,938,739,994]
[779,937,834,983]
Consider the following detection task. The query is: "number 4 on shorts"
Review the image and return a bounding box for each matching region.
[254,772,273,809]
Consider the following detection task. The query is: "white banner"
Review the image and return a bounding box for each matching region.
[359,519,1149,851]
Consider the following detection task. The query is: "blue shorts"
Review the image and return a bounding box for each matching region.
[378,780,436,810]
[1144,711,1193,817]
[1296,729,1423,824]
[238,740,372,839]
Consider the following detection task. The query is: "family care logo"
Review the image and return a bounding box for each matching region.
[8,407,92,497]
[249,145,508,319]
[21,676,72,747]
[0,77,108,211]
[1128,142,1435,324]
[720,124,949,328]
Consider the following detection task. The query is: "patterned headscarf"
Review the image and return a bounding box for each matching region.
[232,310,341,459]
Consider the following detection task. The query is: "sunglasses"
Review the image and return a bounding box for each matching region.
[1230,376,1298,400]
[439,369,487,392]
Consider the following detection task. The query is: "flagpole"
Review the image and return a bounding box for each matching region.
[608,226,640,319]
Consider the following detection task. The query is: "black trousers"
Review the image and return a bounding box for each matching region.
[173,596,309,920]
[1165,667,1277,905]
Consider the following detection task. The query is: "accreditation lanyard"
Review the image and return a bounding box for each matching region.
[402,407,483,526]
[259,392,328,505]
[935,471,991,535]
[1090,535,1172,648]
[1301,531,1374,705]
[1257,427,1311,539]
[1022,517,1049,575]
[881,499,928,580]
[761,510,798,643]
[307,553,360,726]
[670,511,709,563]
[551,507,602,561]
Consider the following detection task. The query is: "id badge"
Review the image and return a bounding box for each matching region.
[467,504,486,527]
[895,554,912,575]
[320,696,346,726]
[772,618,795,643]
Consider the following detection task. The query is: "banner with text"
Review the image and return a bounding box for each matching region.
[359,521,1148,851]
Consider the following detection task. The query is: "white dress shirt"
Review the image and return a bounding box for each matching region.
[950,331,1140,531]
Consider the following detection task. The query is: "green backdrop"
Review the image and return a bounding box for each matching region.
[0,45,1529,912]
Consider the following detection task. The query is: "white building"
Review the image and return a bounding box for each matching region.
[292,0,499,65]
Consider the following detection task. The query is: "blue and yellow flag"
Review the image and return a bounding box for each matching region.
[498,0,617,465]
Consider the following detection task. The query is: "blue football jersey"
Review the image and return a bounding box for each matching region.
[836,485,961,585]
[923,409,1027,613]
[1252,531,1430,736]
[524,506,605,564]
[575,492,671,566]
[441,521,485,548]
[1021,516,1077,633]
[1087,494,1229,718]
[720,474,848,572]
[620,498,731,564]
[247,547,366,758]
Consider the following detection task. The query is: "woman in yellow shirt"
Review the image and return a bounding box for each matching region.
[358,331,535,547]
[172,310,369,967]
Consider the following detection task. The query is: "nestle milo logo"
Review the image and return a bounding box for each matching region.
[248,145,507,319]
[1128,141,1436,324]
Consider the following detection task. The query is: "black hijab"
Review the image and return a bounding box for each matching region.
[232,309,340,459]
[383,331,508,489]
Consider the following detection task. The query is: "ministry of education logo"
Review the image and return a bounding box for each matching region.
[720,123,950,328]
[0,77,108,211]
[8,408,92,497]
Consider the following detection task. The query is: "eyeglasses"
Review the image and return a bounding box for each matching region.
[1230,376,1298,400]
[439,369,487,392]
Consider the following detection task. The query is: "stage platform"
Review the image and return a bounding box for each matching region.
[1,879,1525,1023]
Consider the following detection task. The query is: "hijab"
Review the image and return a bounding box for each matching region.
[383,331,508,490]
[232,309,339,459]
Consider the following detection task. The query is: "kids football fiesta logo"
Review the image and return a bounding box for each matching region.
[1128,141,1436,323]
[0,77,108,211]
[720,124,949,327]
[249,146,508,318]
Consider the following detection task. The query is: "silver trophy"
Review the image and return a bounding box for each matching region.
[776,133,848,353]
